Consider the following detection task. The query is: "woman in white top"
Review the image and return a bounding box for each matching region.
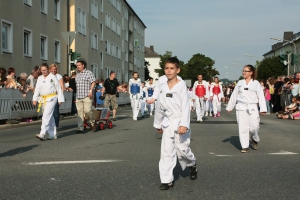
[226,65,266,153]
[49,64,65,129]
[33,63,64,140]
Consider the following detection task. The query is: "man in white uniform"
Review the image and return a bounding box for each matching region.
[129,72,143,121]
[139,82,148,118]
[153,57,197,190]
[192,74,209,122]
[210,77,224,117]
[146,77,155,116]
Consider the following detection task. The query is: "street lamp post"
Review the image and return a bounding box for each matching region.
[270,37,296,75]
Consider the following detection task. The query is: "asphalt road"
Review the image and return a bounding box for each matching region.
[0,106,299,200]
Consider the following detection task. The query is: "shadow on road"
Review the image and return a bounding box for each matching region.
[222,136,241,150]
[174,160,189,182]
[0,145,39,158]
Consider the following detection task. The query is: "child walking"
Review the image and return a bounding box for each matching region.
[153,57,197,190]
[226,65,266,153]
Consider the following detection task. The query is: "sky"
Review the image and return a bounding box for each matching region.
[127,0,300,80]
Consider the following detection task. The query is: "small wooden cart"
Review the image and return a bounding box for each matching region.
[84,108,113,130]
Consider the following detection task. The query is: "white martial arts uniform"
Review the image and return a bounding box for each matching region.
[192,80,209,121]
[139,86,148,116]
[129,78,143,120]
[146,83,155,115]
[188,89,194,110]
[210,83,224,116]
[226,79,267,148]
[33,73,65,139]
[154,80,196,184]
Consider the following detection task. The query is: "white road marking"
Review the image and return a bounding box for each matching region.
[208,152,215,155]
[26,160,123,165]
[215,155,233,157]
[268,150,298,155]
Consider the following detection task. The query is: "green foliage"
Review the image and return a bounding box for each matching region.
[154,51,174,77]
[256,57,286,80]
[144,60,151,80]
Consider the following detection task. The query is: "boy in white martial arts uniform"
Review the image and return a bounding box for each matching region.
[192,74,209,122]
[32,63,65,140]
[129,72,143,121]
[226,65,266,153]
[146,77,155,116]
[139,81,148,118]
[210,77,224,117]
[153,57,197,190]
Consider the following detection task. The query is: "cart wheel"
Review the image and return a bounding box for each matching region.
[99,122,105,130]
[107,120,113,129]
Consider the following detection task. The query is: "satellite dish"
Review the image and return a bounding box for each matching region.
[284,60,288,65]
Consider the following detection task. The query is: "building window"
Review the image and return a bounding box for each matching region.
[54,40,60,63]
[40,0,47,14]
[99,0,103,13]
[124,9,128,20]
[125,51,128,62]
[100,51,103,69]
[77,8,86,35]
[105,40,110,55]
[100,23,103,41]
[105,13,111,28]
[91,31,98,50]
[117,69,121,81]
[1,20,13,53]
[23,0,32,6]
[125,30,128,41]
[24,28,32,57]
[40,35,48,60]
[91,63,98,79]
[54,0,60,20]
[91,0,98,19]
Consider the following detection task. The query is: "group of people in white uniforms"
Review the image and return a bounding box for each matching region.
[148,57,197,190]
[33,63,65,140]
[226,64,266,153]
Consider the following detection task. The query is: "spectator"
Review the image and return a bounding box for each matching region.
[273,76,284,113]
[268,78,275,112]
[103,71,120,121]
[0,67,7,87]
[265,84,271,114]
[68,71,77,115]
[63,74,70,90]
[75,58,96,133]
[18,72,28,97]
[281,77,292,111]
[291,78,299,98]
[6,67,17,88]
[26,69,39,91]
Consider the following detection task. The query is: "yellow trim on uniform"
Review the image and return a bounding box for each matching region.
[37,92,57,112]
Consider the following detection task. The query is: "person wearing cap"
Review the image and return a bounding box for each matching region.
[75,58,96,133]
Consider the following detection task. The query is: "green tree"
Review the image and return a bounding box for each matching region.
[154,51,173,77]
[256,57,286,80]
[183,53,219,83]
[144,60,151,80]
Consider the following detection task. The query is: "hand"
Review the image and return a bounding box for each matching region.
[88,91,92,98]
[260,112,266,115]
[178,126,188,135]
[157,129,163,134]
[58,102,62,105]
[32,101,37,106]
[227,110,231,114]
[22,94,26,98]
[147,98,156,104]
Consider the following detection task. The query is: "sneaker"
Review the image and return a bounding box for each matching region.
[150,113,153,116]
[35,134,45,141]
[76,129,84,134]
[214,114,217,118]
[199,118,203,122]
[141,114,144,118]
[209,112,212,117]
[159,182,174,190]
[190,164,197,180]
[251,137,258,150]
[112,118,117,121]
[217,112,221,117]
[205,111,208,117]
[241,148,249,153]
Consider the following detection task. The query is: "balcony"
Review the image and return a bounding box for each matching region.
[129,22,133,33]
[129,43,133,52]
[129,62,133,71]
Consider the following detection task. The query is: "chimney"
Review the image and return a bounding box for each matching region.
[150,45,154,52]
[283,31,294,41]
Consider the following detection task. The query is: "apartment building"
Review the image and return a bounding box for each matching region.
[69,0,146,82]
[1,0,146,82]
[0,0,68,75]
[145,45,160,82]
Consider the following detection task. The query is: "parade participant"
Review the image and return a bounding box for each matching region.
[154,57,197,190]
[210,77,224,117]
[205,79,213,116]
[32,63,64,140]
[75,58,96,133]
[103,71,120,121]
[188,87,194,112]
[192,74,209,122]
[139,81,148,118]
[129,72,143,121]
[226,65,266,153]
[146,77,155,116]
[49,64,65,130]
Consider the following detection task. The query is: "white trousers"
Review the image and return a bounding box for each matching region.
[159,127,196,183]
[131,97,140,119]
[39,97,57,138]
[195,97,205,120]
[206,100,212,112]
[212,100,221,114]
[139,99,146,115]
[236,109,260,148]
[146,102,154,114]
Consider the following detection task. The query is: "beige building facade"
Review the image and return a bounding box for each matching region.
[69,0,146,82]
[1,0,146,82]
[0,0,68,75]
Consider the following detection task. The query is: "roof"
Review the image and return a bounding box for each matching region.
[124,0,147,28]
[144,46,160,58]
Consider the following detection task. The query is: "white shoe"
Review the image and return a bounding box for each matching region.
[199,118,203,122]
[205,111,208,116]
[150,113,153,116]
[133,118,137,121]
[209,113,212,117]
